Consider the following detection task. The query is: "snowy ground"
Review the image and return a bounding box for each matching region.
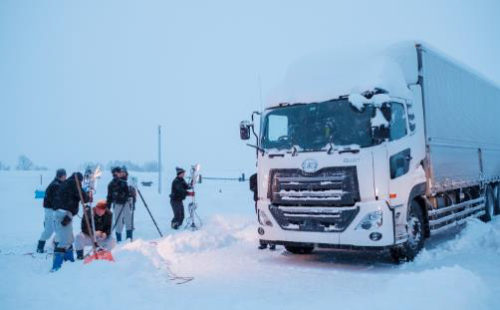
[1,171,499,310]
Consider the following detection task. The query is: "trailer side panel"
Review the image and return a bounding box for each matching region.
[420,46,500,192]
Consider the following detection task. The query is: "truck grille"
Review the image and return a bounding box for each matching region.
[268,167,360,206]
[269,205,359,232]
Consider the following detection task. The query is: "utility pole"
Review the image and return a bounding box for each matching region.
[158,125,162,194]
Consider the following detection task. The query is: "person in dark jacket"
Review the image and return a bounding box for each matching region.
[249,173,275,250]
[106,167,130,242]
[36,169,67,253]
[51,172,90,271]
[170,167,194,229]
[75,200,115,259]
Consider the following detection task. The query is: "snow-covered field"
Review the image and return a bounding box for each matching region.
[1,170,499,310]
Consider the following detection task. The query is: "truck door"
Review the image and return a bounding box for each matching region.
[386,100,415,208]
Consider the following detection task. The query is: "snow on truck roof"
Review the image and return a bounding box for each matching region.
[266,41,420,108]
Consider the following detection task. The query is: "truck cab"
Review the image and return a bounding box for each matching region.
[242,87,427,257]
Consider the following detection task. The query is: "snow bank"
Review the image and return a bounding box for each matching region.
[154,215,255,258]
[1,171,500,310]
[416,218,500,264]
[377,266,489,310]
[267,42,418,107]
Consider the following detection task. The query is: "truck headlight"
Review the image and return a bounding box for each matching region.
[258,210,273,227]
[355,210,383,230]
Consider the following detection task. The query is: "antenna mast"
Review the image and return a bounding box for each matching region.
[158,125,162,194]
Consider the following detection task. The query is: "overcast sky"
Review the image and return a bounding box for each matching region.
[1,0,499,176]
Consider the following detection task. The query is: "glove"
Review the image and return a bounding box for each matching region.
[187,191,195,197]
[61,215,72,226]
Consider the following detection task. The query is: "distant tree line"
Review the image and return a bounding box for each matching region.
[79,160,159,172]
[0,161,11,171]
[1,156,158,173]
[15,155,47,171]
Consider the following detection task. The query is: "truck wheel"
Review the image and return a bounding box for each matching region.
[392,200,425,262]
[285,245,314,254]
[480,186,495,222]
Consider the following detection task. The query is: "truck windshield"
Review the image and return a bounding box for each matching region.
[261,99,378,151]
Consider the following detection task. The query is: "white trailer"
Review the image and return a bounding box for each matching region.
[240,42,500,260]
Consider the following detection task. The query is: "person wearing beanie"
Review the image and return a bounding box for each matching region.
[75,200,115,260]
[106,167,130,242]
[169,167,194,229]
[111,166,121,179]
[51,172,90,271]
[36,169,67,253]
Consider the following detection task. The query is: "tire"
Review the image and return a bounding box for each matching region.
[285,245,314,254]
[392,200,425,262]
[480,186,495,222]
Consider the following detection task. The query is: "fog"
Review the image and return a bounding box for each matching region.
[1,0,499,176]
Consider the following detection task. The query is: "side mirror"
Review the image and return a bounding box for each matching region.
[240,121,252,140]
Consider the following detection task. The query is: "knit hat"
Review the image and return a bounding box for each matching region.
[111,166,122,174]
[73,172,83,182]
[176,167,185,175]
[56,169,66,178]
[95,200,107,210]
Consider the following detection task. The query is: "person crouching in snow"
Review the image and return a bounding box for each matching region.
[75,200,115,260]
[169,167,194,229]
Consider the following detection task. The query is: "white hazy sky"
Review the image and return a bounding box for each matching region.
[1,0,499,176]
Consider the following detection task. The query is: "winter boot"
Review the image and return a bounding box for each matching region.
[116,232,122,243]
[51,248,66,272]
[269,244,276,251]
[126,230,133,241]
[36,240,46,253]
[76,250,84,260]
[64,245,74,262]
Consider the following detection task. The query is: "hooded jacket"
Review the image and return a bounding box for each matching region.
[43,178,63,209]
[106,177,130,206]
[54,173,89,215]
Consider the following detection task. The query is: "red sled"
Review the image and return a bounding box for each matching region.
[83,249,114,264]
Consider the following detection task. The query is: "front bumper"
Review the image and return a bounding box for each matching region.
[257,199,397,248]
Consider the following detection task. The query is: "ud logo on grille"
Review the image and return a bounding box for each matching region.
[302,159,318,173]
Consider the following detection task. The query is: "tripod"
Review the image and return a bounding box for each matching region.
[184,164,202,230]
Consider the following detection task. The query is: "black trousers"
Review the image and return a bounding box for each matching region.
[170,200,185,226]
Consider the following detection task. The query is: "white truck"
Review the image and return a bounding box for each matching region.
[240,42,500,261]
